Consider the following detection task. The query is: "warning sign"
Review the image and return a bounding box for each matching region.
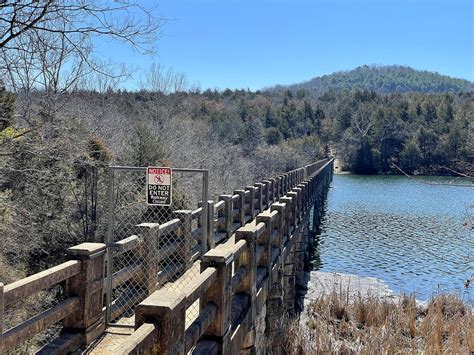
[146,167,172,206]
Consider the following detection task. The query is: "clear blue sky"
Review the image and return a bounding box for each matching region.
[102,0,473,91]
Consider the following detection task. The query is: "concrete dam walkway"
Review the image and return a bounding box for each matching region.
[1,159,334,354]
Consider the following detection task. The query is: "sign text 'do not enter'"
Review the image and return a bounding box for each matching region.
[146,167,172,206]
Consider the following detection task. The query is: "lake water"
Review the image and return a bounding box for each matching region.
[313,174,473,305]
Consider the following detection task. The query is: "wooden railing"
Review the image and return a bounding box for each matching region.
[119,159,334,354]
[0,158,333,354]
[0,243,107,354]
[104,159,331,322]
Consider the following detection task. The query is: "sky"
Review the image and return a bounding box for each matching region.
[98,0,473,91]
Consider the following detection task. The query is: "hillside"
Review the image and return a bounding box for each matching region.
[278,65,473,94]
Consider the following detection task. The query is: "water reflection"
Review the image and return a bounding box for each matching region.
[313,175,473,305]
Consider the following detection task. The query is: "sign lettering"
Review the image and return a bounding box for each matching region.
[146,167,172,206]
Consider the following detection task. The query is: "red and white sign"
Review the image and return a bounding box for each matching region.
[146,167,172,205]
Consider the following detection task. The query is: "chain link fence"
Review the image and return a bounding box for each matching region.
[104,167,208,327]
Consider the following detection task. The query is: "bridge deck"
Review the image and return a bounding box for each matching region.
[86,261,203,354]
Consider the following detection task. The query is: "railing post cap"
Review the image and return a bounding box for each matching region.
[271,202,286,209]
[67,243,106,258]
[202,247,235,265]
[256,211,273,220]
[235,223,259,240]
[139,289,186,311]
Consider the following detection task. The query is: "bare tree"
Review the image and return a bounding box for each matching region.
[143,63,189,94]
[0,1,164,273]
[353,109,373,139]
[139,63,191,131]
[0,1,160,52]
[0,1,163,94]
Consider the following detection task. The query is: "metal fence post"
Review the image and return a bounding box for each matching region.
[105,167,115,325]
[201,170,209,255]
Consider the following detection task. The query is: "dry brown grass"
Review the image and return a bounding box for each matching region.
[283,290,473,354]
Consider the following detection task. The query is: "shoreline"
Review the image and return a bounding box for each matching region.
[300,271,429,326]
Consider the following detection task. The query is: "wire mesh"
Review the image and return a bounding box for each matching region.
[105,167,206,327]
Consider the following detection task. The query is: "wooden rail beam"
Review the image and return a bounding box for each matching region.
[3,261,81,306]
[3,297,80,352]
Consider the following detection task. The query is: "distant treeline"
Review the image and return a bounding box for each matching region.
[1,83,473,276]
[258,88,474,175]
[81,86,473,175]
[277,65,474,95]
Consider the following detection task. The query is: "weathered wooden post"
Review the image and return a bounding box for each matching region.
[235,223,260,322]
[245,186,256,219]
[280,174,286,195]
[64,243,106,346]
[234,222,261,354]
[289,188,302,224]
[271,203,286,259]
[254,182,264,214]
[207,200,215,249]
[279,196,292,240]
[135,290,186,354]
[274,177,280,201]
[234,190,246,227]
[175,210,193,272]
[299,181,308,209]
[275,176,282,200]
[286,191,301,229]
[219,195,233,239]
[262,180,271,210]
[136,223,160,295]
[268,178,276,203]
[256,211,274,282]
[200,249,233,352]
[199,200,216,250]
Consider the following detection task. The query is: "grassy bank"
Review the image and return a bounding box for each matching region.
[284,290,473,354]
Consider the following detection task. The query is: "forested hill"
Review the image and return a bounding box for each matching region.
[275,65,473,95]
